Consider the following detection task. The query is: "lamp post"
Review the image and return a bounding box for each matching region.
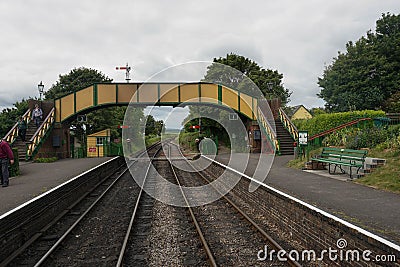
[267,82,274,98]
[38,81,44,100]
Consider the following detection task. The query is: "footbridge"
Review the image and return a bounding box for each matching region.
[54,82,259,123]
[5,82,287,160]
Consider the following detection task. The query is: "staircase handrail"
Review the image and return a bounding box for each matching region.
[26,108,55,159]
[257,106,279,153]
[309,117,372,141]
[3,109,32,144]
[278,107,298,141]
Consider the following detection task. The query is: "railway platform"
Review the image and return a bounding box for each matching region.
[0,153,399,246]
[0,157,113,216]
[215,153,400,245]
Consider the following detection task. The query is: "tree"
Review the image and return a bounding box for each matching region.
[145,115,164,136]
[384,91,400,113]
[0,99,29,137]
[45,67,112,99]
[318,13,400,112]
[204,53,291,104]
[45,67,136,143]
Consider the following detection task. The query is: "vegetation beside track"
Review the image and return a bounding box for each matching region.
[288,124,400,194]
[34,157,58,163]
[145,135,161,147]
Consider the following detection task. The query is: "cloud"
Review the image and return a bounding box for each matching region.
[0,0,399,112]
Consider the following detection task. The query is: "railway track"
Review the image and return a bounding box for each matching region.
[166,142,301,266]
[3,140,301,266]
[4,143,162,266]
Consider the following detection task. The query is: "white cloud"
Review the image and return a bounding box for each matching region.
[0,0,399,110]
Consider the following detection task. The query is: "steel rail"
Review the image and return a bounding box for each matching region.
[116,144,163,267]
[166,143,218,267]
[34,166,130,266]
[170,142,301,267]
[0,158,124,267]
[34,142,162,267]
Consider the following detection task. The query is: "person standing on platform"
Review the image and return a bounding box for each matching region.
[17,116,27,142]
[32,104,43,127]
[0,139,14,187]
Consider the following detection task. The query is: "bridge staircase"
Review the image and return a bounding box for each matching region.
[256,99,299,155]
[3,104,55,161]
[275,119,295,155]
[12,120,40,161]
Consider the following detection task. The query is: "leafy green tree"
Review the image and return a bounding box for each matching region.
[44,67,112,99]
[45,67,137,144]
[204,53,291,104]
[0,99,29,137]
[318,13,400,112]
[145,115,164,136]
[384,91,400,112]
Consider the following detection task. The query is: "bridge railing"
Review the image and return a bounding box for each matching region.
[278,107,298,141]
[257,106,279,154]
[3,109,32,145]
[26,108,55,160]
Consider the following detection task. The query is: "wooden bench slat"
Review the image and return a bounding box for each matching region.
[311,147,368,178]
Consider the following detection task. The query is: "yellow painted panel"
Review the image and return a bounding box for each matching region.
[87,136,106,157]
[240,94,253,119]
[138,84,158,103]
[98,84,116,105]
[253,98,258,120]
[87,137,96,157]
[222,87,238,110]
[180,84,199,103]
[160,84,179,103]
[76,86,93,112]
[55,99,61,122]
[200,84,218,104]
[88,129,110,137]
[60,94,75,121]
[292,107,312,120]
[118,83,137,103]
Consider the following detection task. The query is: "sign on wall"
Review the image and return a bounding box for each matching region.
[298,131,308,145]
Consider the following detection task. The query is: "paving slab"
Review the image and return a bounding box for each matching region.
[0,157,114,216]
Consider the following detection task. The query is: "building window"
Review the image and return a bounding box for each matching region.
[96,137,106,146]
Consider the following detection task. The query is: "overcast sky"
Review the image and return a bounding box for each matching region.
[1,0,399,115]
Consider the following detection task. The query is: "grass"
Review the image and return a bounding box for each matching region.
[34,157,58,163]
[178,131,201,152]
[355,149,400,194]
[287,147,400,194]
[287,147,322,169]
[145,135,161,147]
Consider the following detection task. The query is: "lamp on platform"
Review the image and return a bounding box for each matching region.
[267,82,274,99]
[38,81,45,100]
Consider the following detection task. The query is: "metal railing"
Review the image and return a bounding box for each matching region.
[26,108,55,160]
[3,109,32,145]
[257,106,279,153]
[278,107,298,141]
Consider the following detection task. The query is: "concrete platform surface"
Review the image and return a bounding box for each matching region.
[215,153,400,245]
[0,157,113,216]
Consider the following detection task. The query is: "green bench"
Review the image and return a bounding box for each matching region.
[312,147,368,178]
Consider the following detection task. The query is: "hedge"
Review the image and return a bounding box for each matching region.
[293,110,385,136]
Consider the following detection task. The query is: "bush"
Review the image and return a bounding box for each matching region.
[322,124,400,150]
[179,131,202,152]
[34,157,58,163]
[294,110,385,136]
[345,128,388,149]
